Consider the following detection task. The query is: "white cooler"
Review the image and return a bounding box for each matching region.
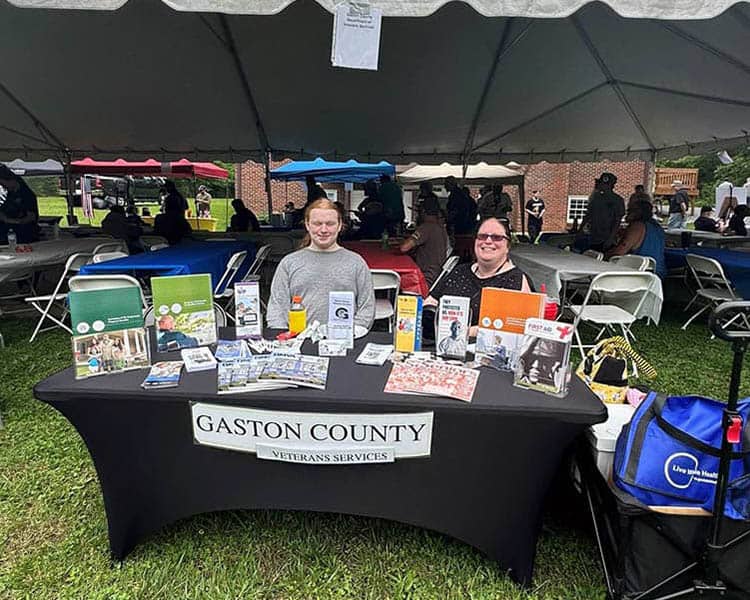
[586,403,636,479]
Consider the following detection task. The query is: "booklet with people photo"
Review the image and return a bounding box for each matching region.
[69,286,150,379]
[513,318,573,397]
[151,274,217,352]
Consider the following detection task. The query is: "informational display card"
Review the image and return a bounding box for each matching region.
[331,1,382,71]
[151,274,216,352]
[514,318,573,397]
[394,295,423,353]
[234,280,262,339]
[328,291,355,349]
[436,295,470,360]
[69,287,149,379]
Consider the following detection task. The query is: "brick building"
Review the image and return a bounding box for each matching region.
[235,159,652,232]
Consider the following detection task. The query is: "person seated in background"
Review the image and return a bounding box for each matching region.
[693,206,724,233]
[228,198,260,232]
[426,217,532,336]
[267,198,374,331]
[726,204,749,237]
[0,164,39,244]
[627,184,652,210]
[606,199,666,278]
[153,195,192,245]
[101,204,145,254]
[356,180,386,239]
[195,185,212,217]
[399,196,448,287]
[125,201,145,227]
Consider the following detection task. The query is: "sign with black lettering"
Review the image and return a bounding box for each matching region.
[191,403,433,463]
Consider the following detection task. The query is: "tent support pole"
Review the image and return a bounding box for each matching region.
[519,181,526,236]
[264,151,273,219]
[63,151,76,225]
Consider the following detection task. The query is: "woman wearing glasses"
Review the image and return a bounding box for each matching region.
[426,217,532,336]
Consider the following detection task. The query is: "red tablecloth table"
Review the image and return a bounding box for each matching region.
[344,241,429,297]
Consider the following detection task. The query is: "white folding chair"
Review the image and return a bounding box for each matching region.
[682,254,745,331]
[371,269,401,332]
[583,249,604,261]
[144,303,227,329]
[428,255,459,295]
[92,240,128,255]
[25,252,95,342]
[141,235,169,251]
[570,271,658,359]
[68,274,148,313]
[93,251,128,264]
[608,254,651,271]
[213,251,248,300]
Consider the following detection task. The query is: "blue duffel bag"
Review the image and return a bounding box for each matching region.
[613,393,750,520]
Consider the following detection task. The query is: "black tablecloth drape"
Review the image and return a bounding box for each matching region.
[34,332,605,585]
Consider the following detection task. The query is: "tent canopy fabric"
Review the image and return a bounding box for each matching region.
[2,1,750,163]
[69,158,229,179]
[270,157,395,183]
[398,162,523,185]
[1,158,63,176]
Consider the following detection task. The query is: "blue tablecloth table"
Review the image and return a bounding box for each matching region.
[665,247,750,299]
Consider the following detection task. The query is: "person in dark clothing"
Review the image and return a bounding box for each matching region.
[378,174,405,234]
[693,206,723,233]
[294,185,327,228]
[667,180,690,229]
[161,180,188,214]
[525,190,545,241]
[228,198,260,232]
[579,172,625,252]
[445,175,477,235]
[153,195,192,245]
[0,165,39,244]
[102,204,145,254]
[356,180,387,239]
[726,204,749,237]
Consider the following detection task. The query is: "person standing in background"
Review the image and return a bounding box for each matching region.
[445,176,477,234]
[195,185,212,217]
[668,180,689,229]
[378,174,405,235]
[580,172,625,252]
[525,189,545,241]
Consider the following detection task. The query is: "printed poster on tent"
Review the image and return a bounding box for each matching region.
[331,2,382,71]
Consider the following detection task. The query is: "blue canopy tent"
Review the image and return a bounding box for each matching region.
[270,158,395,184]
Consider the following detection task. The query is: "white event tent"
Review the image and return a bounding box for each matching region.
[1,0,749,166]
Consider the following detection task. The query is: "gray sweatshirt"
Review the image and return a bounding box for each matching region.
[267,247,375,330]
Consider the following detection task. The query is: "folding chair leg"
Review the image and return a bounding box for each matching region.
[575,326,586,360]
[681,303,711,330]
[29,300,71,342]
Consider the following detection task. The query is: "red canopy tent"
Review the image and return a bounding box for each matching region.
[70,157,228,179]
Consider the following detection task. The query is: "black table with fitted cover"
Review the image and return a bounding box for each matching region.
[34,332,605,586]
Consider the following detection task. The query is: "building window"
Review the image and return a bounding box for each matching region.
[567,195,588,223]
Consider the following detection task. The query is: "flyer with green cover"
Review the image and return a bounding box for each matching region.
[69,287,150,379]
[151,274,217,352]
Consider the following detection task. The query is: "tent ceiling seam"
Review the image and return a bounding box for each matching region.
[0,81,67,152]
[218,15,272,152]
[0,125,58,148]
[659,22,750,79]
[471,82,607,152]
[198,15,231,51]
[571,15,655,151]
[618,80,750,108]
[460,19,534,166]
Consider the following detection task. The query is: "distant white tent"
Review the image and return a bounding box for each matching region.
[398,162,523,184]
[2,159,63,176]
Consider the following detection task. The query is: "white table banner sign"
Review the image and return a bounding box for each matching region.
[331,1,382,71]
[191,403,433,464]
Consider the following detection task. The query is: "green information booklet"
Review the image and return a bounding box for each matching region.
[69,287,150,379]
[151,274,217,352]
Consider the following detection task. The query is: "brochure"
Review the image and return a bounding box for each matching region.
[327,291,355,349]
[319,339,348,356]
[214,339,251,362]
[234,280,262,339]
[151,273,216,352]
[69,286,150,379]
[514,318,573,397]
[258,354,330,390]
[355,343,394,366]
[394,295,423,353]
[141,361,183,388]
[217,356,291,393]
[436,295,470,360]
[181,346,218,372]
[384,358,479,403]
[475,287,544,368]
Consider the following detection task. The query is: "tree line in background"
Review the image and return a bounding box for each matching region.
[658,146,750,206]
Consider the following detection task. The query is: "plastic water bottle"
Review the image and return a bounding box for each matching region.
[288,295,307,334]
[7,228,16,252]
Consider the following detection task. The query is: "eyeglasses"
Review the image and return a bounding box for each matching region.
[476,233,509,243]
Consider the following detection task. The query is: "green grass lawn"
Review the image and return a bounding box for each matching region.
[36,196,236,233]
[1,307,748,599]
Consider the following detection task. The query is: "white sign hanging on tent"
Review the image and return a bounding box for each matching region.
[331,2,382,71]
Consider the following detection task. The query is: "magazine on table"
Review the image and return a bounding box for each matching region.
[214,339,251,362]
[234,280,262,339]
[141,361,183,389]
[436,295,470,361]
[384,358,479,403]
[355,343,394,366]
[217,356,291,393]
[181,346,218,372]
[151,273,217,352]
[258,354,330,390]
[513,318,573,397]
[69,286,150,380]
